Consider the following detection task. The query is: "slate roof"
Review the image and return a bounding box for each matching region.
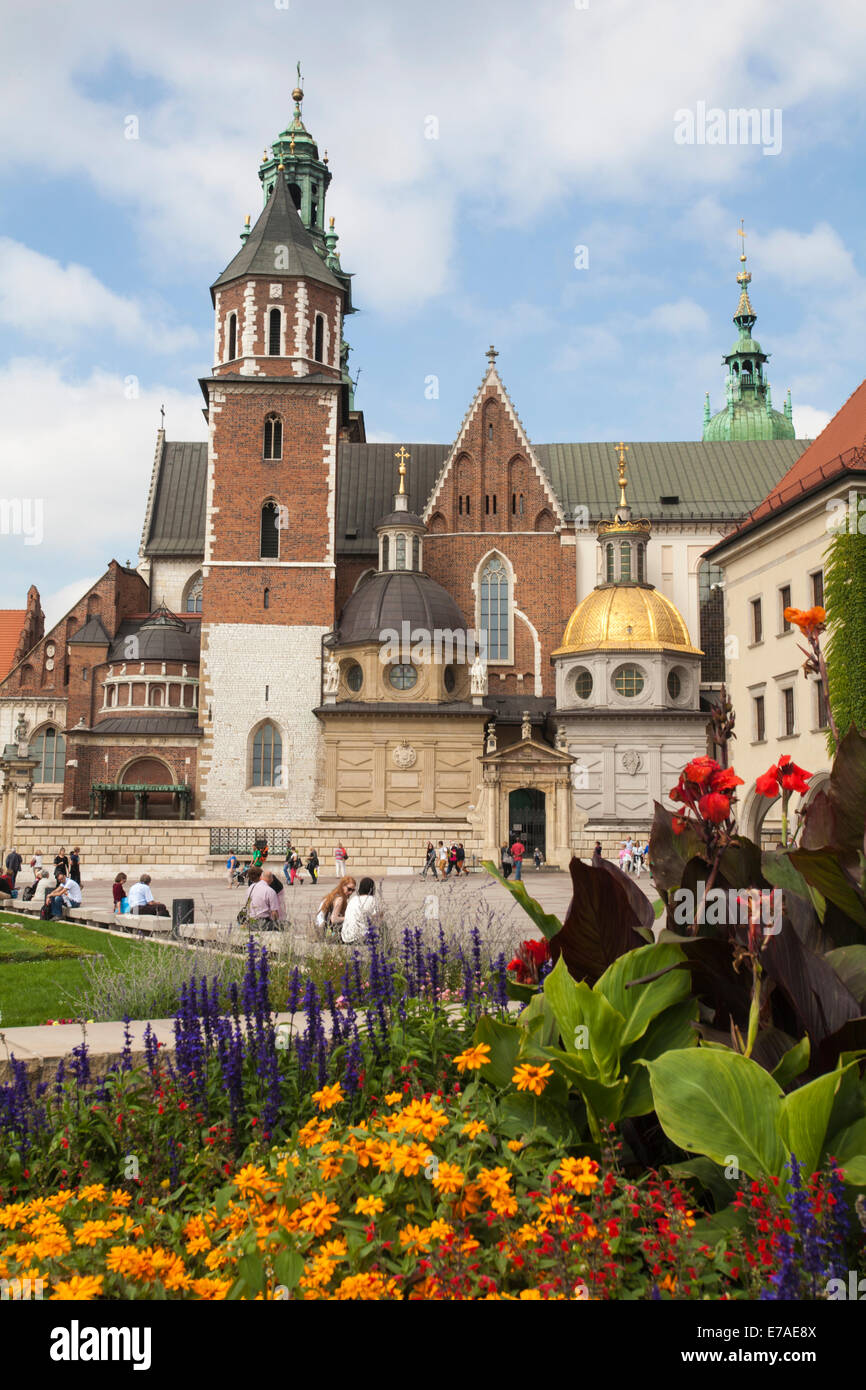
[90,716,201,736]
[143,437,807,559]
[536,439,807,524]
[109,617,200,663]
[69,616,111,645]
[212,175,342,295]
[334,570,469,645]
[142,442,207,556]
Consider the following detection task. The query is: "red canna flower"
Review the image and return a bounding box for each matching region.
[698,792,731,823]
[709,766,744,793]
[682,756,722,788]
[756,755,811,798]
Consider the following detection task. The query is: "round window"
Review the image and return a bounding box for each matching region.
[389,664,417,691]
[444,665,456,693]
[345,662,363,693]
[574,668,593,700]
[667,669,682,700]
[614,664,645,698]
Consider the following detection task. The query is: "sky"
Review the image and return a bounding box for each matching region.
[2,0,866,627]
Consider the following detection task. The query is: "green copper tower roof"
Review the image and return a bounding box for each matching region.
[703,225,794,443]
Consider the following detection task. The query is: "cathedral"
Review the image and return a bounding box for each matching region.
[0,83,808,870]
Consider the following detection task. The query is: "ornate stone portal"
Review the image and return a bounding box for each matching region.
[477,737,575,869]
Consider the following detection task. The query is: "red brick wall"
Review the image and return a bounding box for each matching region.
[203,380,340,628]
[212,277,342,379]
[422,381,573,696]
[68,742,198,813]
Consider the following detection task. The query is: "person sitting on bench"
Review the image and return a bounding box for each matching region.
[127,873,169,917]
[45,870,82,919]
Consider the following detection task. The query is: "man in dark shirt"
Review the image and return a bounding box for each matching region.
[4,849,22,886]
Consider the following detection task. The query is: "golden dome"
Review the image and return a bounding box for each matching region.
[553,586,702,656]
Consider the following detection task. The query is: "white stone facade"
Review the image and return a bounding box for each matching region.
[197,622,326,822]
[145,558,202,615]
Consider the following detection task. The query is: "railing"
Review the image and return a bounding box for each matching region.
[210,828,294,856]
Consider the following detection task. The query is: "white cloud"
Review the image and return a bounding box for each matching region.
[0,358,204,608]
[41,575,102,632]
[0,239,198,352]
[3,0,866,314]
[792,404,832,440]
[645,299,710,334]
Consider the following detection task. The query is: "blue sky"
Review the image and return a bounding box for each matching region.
[2,0,865,624]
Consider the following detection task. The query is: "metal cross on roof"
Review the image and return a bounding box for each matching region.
[486,344,498,366]
[395,445,410,495]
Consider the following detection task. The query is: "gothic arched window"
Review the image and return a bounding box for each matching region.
[263,587,270,610]
[227,312,237,361]
[263,413,282,460]
[699,559,725,682]
[480,555,510,661]
[184,572,203,613]
[252,722,282,787]
[314,314,324,363]
[268,308,281,356]
[288,183,302,211]
[260,502,280,559]
[31,726,66,783]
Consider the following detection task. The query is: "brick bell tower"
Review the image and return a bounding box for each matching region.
[197,73,357,822]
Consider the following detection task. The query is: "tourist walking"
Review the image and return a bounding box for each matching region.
[421,841,438,879]
[4,848,22,887]
[306,848,319,884]
[54,847,69,881]
[341,876,379,944]
[113,873,129,913]
[510,835,526,882]
[533,846,544,871]
[69,847,81,886]
[456,841,467,875]
[316,877,356,936]
[436,841,448,877]
[446,842,458,876]
[334,842,348,877]
[500,843,513,879]
[226,852,239,887]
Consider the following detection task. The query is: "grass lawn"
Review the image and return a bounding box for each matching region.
[0,912,169,1028]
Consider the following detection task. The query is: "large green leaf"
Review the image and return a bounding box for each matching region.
[473,1015,521,1090]
[788,850,866,929]
[517,988,559,1046]
[619,997,699,1118]
[498,1092,578,1146]
[542,1046,628,1122]
[770,1035,810,1089]
[543,956,625,1080]
[826,1115,866,1167]
[482,861,563,940]
[644,1047,788,1179]
[777,1062,856,1177]
[595,942,690,1049]
[665,1157,735,1211]
[825,946,866,1009]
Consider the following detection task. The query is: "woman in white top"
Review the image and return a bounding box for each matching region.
[341,877,379,944]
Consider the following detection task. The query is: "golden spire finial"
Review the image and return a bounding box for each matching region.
[395,445,411,496]
[277,160,285,171]
[736,218,751,285]
[614,442,629,509]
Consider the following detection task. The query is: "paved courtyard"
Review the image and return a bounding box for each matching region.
[55,863,660,935]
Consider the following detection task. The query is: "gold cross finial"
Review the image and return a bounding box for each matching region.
[486,344,498,366]
[615,442,629,508]
[395,445,410,495]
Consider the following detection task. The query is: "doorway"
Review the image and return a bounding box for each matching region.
[509,787,546,856]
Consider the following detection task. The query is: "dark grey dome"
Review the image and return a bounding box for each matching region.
[334,571,469,647]
[376,509,425,529]
[109,611,200,663]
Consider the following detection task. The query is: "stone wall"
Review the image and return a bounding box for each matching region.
[12,819,484,874]
[198,623,326,822]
